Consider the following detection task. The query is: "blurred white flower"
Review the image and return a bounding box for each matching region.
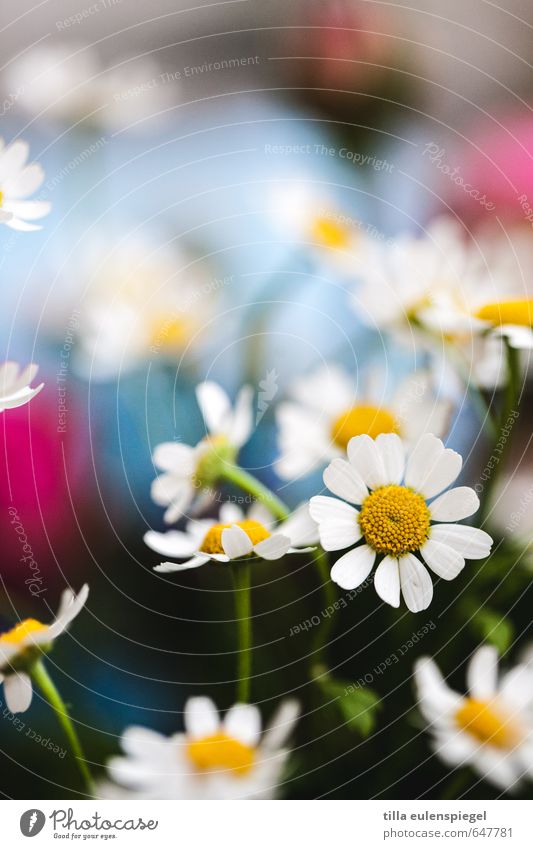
[0,139,50,231]
[99,697,299,799]
[275,364,450,480]
[146,501,317,573]
[73,238,215,380]
[4,44,176,132]
[310,433,492,612]
[269,182,361,274]
[0,362,44,412]
[414,646,533,790]
[151,382,254,523]
[353,217,533,361]
[0,585,89,713]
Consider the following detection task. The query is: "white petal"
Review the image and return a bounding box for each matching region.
[405,434,462,498]
[152,442,195,473]
[261,700,300,751]
[413,657,462,722]
[121,726,169,759]
[309,496,361,551]
[374,556,400,607]
[0,383,44,411]
[500,665,533,711]
[431,525,493,559]
[430,487,480,522]
[163,486,195,524]
[254,534,291,560]
[196,382,231,435]
[219,504,244,524]
[154,555,209,573]
[347,434,388,489]
[330,545,375,590]
[278,503,318,547]
[2,162,44,198]
[323,458,368,504]
[247,501,274,528]
[0,140,29,181]
[399,554,433,612]
[184,696,220,739]
[420,539,465,580]
[228,385,254,447]
[223,703,262,746]
[221,525,254,559]
[46,584,89,640]
[4,673,33,713]
[375,433,406,484]
[466,645,499,700]
[144,530,198,558]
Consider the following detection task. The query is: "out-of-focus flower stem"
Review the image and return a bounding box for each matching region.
[31,659,94,796]
[230,560,252,703]
[311,548,336,665]
[219,465,289,522]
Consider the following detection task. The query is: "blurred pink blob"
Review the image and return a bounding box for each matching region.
[437,110,533,225]
[0,377,92,597]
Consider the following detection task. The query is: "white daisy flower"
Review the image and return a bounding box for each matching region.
[275,364,450,480]
[0,362,44,412]
[0,585,89,713]
[414,646,533,790]
[146,501,317,573]
[354,217,533,353]
[309,433,493,612]
[0,138,51,231]
[99,697,299,800]
[269,182,361,274]
[151,382,254,523]
[73,237,215,380]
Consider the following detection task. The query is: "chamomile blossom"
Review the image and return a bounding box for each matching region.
[73,237,214,380]
[414,646,533,790]
[0,362,44,412]
[354,217,533,353]
[0,139,51,231]
[309,433,492,612]
[151,382,254,523]
[269,183,361,274]
[275,364,450,480]
[99,697,299,800]
[0,585,88,713]
[146,501,317,573]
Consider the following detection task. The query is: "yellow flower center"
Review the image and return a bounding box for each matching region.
[0,190,3,207]
[200,520,270,555]
[150,314,192,350]
[359,485,430,556]
[0,619,48,645]
[475,300,533,328]
[331,405,399,450]
[186,731,256,774]
[310,216,352,250]
[455,698,523,749]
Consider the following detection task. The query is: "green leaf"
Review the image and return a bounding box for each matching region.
[321,678,381,737]
[471,609,514,654]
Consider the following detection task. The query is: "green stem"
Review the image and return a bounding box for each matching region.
[480,340,521,523]
[220,464,289,522]
[31,659,94,796]
[230,561,252,703]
